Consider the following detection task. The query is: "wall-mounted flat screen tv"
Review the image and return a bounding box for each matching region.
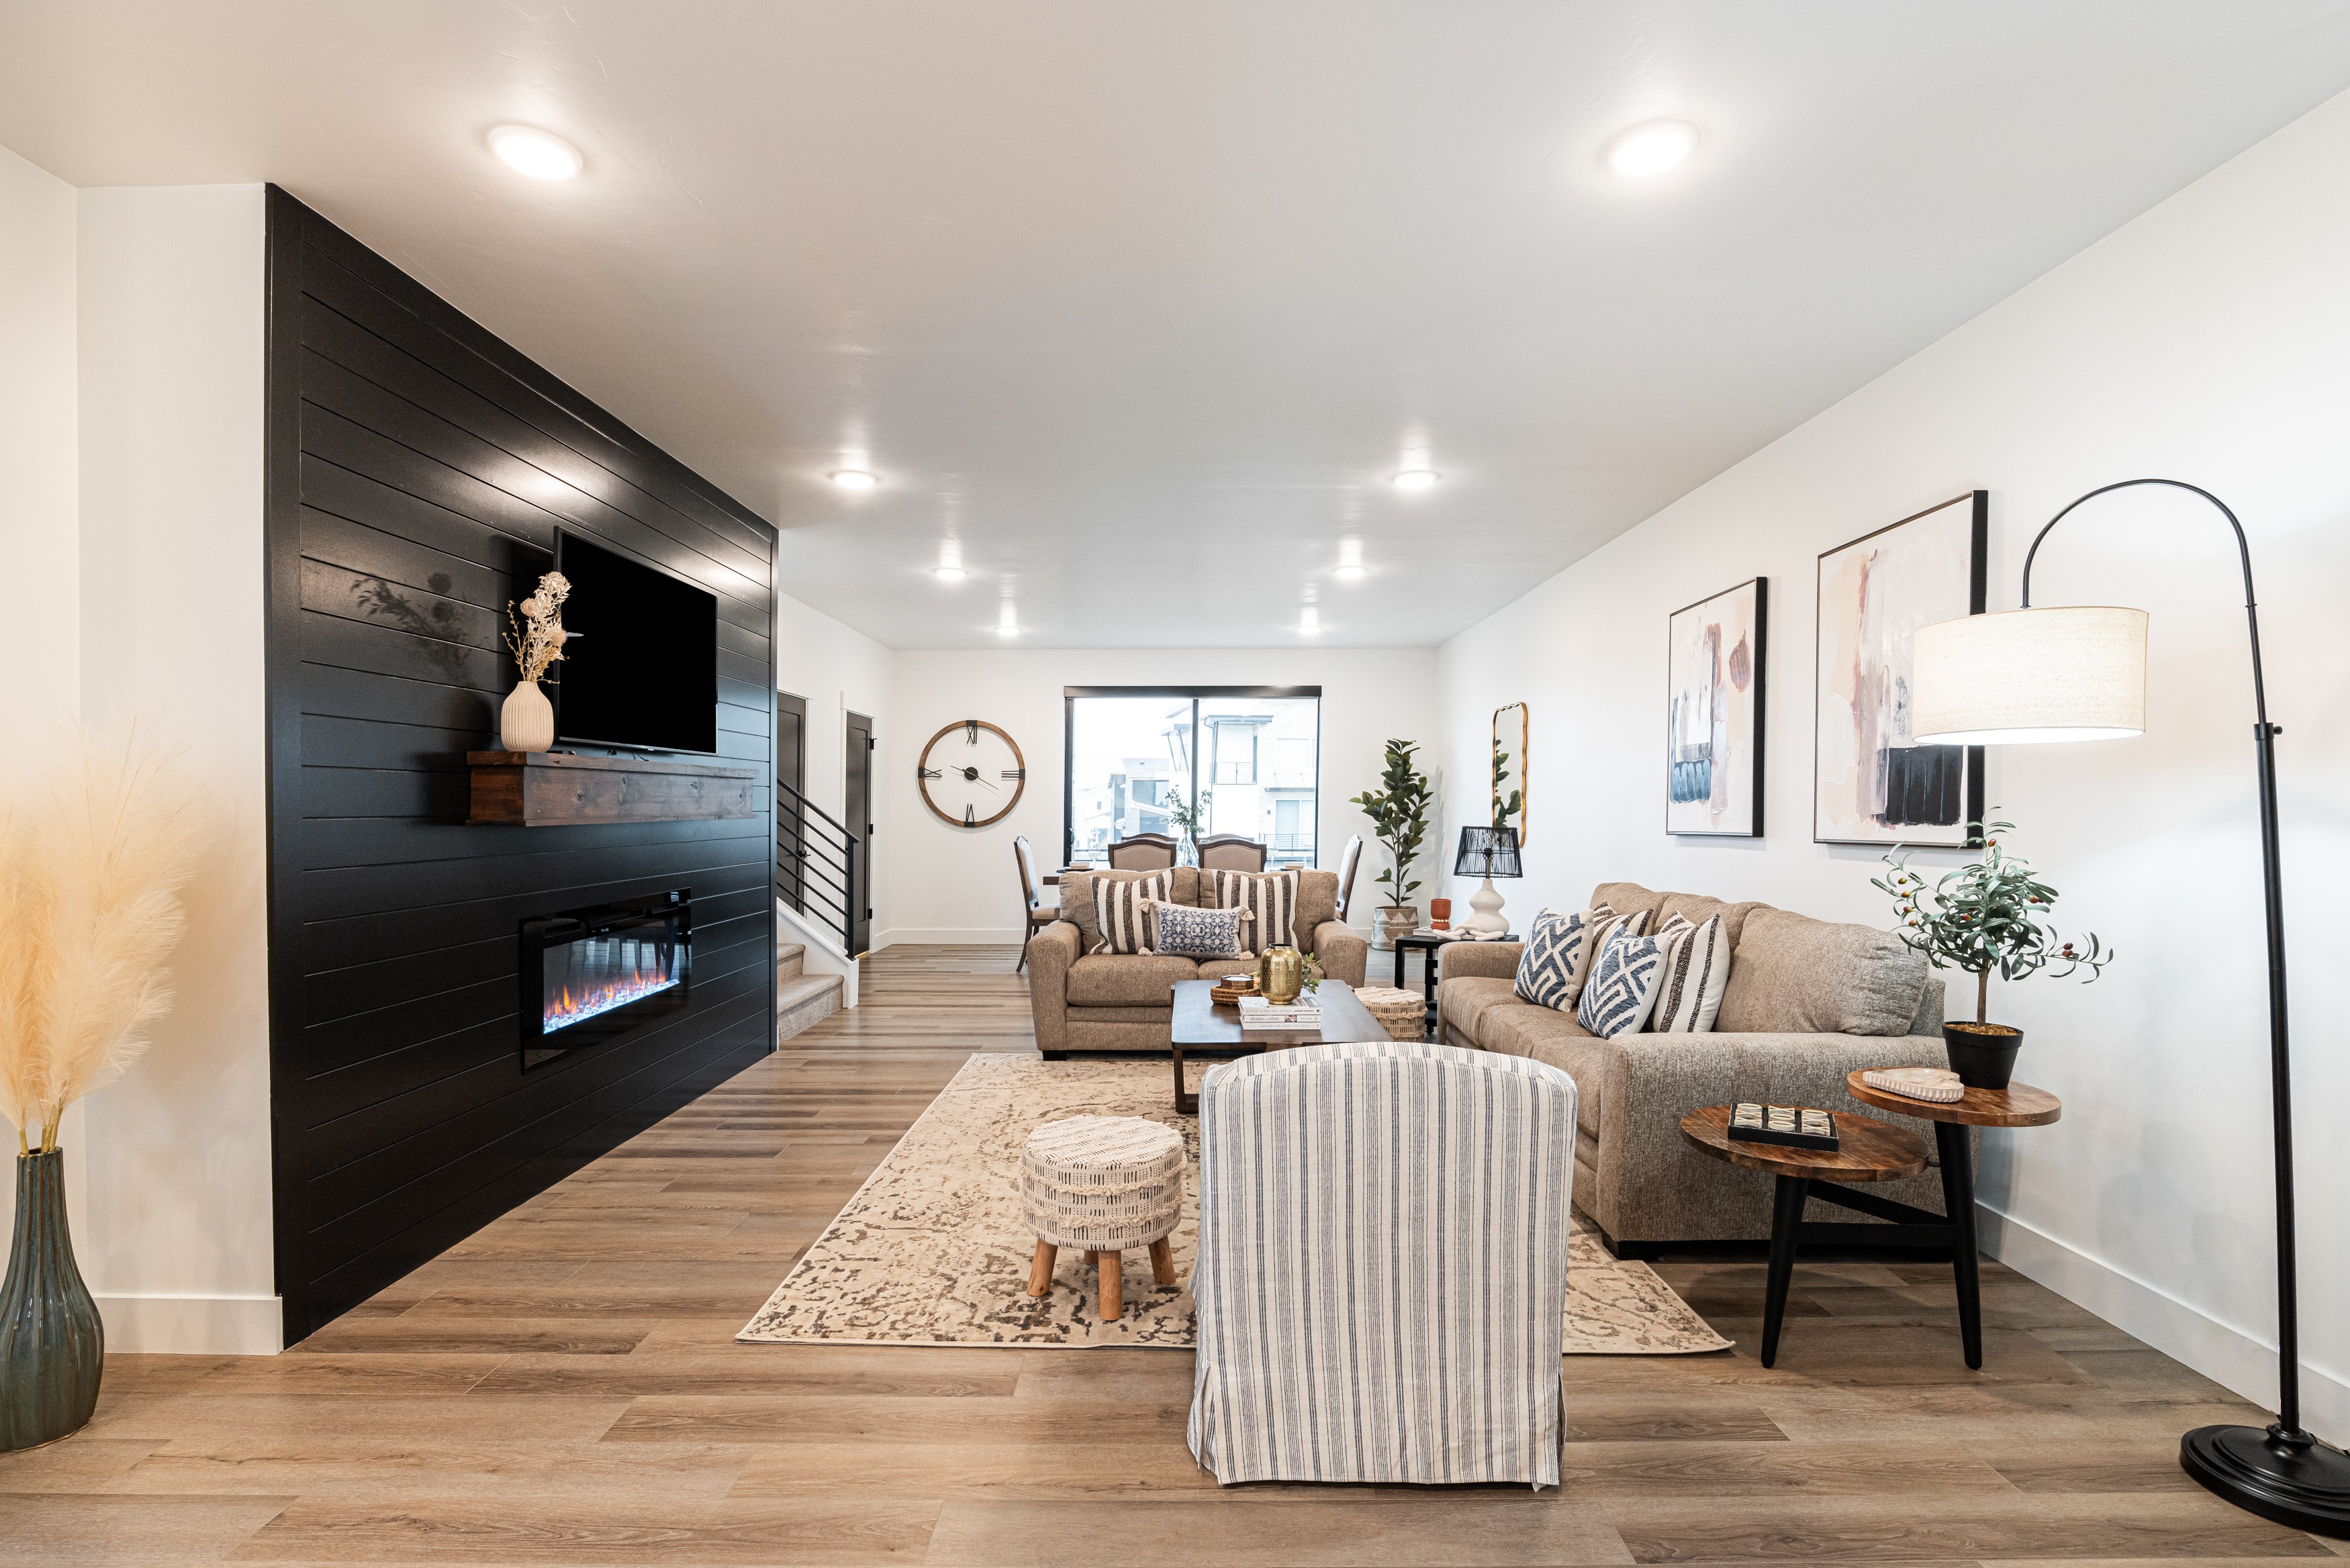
[551,529,720,755]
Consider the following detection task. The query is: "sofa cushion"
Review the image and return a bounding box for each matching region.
[1209,869,1299,954]
[1439,975,1521,1040]
[1590,881,1668,927]
[1068,953,1201,1006]
[1513,905,1611,1011]
[1092,871,1172,954]
[1294,869,1339,943]
[1151,900,1251,959]
[1657,892,1770,948]
[1480,1003,1603,1138]
[1060,868,1200,950]
[1715,907,1930,1036]
[1648,914,1731,1034]
[1577,925,1670,1038]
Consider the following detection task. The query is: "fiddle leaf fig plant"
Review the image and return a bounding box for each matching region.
[1873,817,2112,1027]
[1350,739,1433,911]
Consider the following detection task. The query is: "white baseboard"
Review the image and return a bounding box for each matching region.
[98,1292,283,1355]
[1977,1204,2346,1446]
[876,926,1023,946]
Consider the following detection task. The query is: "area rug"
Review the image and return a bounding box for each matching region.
[739,1054,1731,1354]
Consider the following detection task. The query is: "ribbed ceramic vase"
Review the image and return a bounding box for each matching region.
[499,680,555,752]
[0,1150,105,1451]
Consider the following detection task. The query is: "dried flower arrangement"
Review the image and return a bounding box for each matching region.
[504,571,573,685]
[0,726,198,1155]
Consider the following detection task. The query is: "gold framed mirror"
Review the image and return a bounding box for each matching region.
[1491,702,1527,846]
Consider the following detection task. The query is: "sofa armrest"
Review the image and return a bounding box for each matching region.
[1592,1030,1956,1242]
[1310,920,1367,986]
[1438,940,1523,982]
[1025,921,1082,1050]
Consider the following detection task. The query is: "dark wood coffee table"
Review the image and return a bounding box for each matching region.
[1166,979,1384,1114]
[1679,1106,1930,1368]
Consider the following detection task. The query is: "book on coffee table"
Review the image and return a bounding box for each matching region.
[1236,995,1322,1029]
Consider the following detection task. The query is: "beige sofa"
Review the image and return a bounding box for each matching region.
[1027,867,1368,1057]
[1437,881,1953,1255]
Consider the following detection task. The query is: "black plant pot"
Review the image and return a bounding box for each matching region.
[0,1150,105,1451]
[1943,1024,2024,1091]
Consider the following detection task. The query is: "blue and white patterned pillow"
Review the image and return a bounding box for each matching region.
[1513,905,1612,1010]
[1151,901,1251,959]
[1577,926,1670,1038]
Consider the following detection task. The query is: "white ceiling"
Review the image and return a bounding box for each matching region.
[7,2,2350,648]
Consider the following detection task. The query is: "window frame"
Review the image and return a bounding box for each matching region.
[1062,685,1323,867]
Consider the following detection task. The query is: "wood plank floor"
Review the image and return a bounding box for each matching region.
[5,944,2341,1565]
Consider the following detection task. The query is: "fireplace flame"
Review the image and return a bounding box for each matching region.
[544,964,680,1033]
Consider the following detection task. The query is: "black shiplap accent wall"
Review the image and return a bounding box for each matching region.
[262,187,777,1342]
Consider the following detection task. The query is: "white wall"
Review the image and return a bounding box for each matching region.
[72,185,277,1353]
[880,648,1440,945]
[1438,89,2350,1440]
[773,589,894,956]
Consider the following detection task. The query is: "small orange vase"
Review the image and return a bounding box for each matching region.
[1429,897,1452,931]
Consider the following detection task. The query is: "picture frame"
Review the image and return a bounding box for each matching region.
[1812,491,1987,847]
[1491,702,1527,846]
[1666,577,1768,837]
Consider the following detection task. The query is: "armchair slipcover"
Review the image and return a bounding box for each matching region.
[1186,1041,1577,1487]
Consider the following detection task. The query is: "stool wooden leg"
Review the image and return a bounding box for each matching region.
[1095,1250,1123,1321]
[1026,1240,1057,1297]
[1148,1236,1176,1287]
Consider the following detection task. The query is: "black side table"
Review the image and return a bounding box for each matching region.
[1388,932,1512,1041]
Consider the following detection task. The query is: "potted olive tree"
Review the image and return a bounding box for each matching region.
[1349,739,1433,950]
[1873,818,2111,1089]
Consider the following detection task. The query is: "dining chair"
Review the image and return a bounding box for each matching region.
[1013,835,1058,973]
[1195,834,1267,873]
[1334,833,1364,922]
[1106,833,1178,871]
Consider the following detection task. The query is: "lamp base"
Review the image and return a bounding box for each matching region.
[1464,876,1508,936]
[2181,1423,2350,1538]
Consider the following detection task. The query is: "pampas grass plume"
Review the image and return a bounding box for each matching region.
[0,724,197,1153]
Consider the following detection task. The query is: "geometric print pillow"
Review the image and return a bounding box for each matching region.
[1568,906,1650,999]
[1091,871,1172,954]
[1576,922,1671,1038]
[1149,899,1252,959]
[1513,904,1615,1011]
[1647,914,1732,1034]
[1210,869,1299,957]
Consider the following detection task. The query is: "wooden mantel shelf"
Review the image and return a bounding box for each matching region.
[467,750,759,826]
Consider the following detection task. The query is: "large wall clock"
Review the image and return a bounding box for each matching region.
[916,719,1027,828]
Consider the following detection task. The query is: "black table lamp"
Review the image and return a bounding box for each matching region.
[1912,478,2348,1539]
[1454,825,1521,937]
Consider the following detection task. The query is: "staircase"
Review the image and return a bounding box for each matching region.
[776,938,845,1042]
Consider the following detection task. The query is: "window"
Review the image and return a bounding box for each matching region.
[1065,687,1320,867]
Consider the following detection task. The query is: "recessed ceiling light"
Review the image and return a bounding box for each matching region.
[1299,608,1322,635]
[487,125,583,180]
[1606,119,1698,178]
[1390,469,1440,491]
[1335,564,1366,583]
[934,566,966,581]
[829,469,880,491]
[995,621,1019,637]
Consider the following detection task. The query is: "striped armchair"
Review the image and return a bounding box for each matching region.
[1186,1042,1578,1487]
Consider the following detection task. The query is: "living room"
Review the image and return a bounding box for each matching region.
[2,3,2348,1562]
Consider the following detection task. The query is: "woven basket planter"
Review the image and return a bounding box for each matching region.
[1352,986,1428,1042]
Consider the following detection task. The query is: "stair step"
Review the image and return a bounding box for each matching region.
[777,940,805,981]
[776,971,843,1043]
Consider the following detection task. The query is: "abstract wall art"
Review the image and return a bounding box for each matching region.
[1666,577,1768,836]
[1813,491,1987,846]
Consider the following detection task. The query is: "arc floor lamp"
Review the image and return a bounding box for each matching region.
[1910,477,2348,1538]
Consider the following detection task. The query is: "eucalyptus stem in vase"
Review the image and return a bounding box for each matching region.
[1873,816,2112,1089]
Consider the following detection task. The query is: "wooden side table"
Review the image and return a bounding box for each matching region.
[1679,1107,1929,1368]
[1845,1071,2061,1371]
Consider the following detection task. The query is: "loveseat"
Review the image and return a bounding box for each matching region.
[1437,881,1953,1253]
[1027,867,1368,1057]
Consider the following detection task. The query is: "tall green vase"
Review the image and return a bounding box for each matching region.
[0,1150,104,1451]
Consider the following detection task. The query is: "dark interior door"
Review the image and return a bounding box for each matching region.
[775,692,807,912]
[845,710,874,953]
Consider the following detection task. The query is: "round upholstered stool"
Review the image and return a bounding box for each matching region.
[1018,1115,1185,1321]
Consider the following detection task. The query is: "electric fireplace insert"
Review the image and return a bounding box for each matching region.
[520,889,691,1069]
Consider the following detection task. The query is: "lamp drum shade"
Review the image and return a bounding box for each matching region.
[1454,824,1522,879]
[1911,606,2148,746]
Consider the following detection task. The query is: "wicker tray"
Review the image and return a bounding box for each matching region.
[1352,985,1427,1042]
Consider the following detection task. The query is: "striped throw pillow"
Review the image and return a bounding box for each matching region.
[1568,907,1650,998]
[1513,904,1615,1011]
[1091,872,1172,954]
[1150,901,1251,959]
[1577,924,1669,1038]
[1648,914,1731,1034]
[1211,869,1299,957]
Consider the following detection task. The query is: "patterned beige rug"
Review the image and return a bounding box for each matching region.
[740,1054,1730,1355]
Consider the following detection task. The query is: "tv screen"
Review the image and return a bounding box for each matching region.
[551,530,720,754]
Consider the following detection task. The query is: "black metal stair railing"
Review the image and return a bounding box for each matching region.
[775,777,859,957]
